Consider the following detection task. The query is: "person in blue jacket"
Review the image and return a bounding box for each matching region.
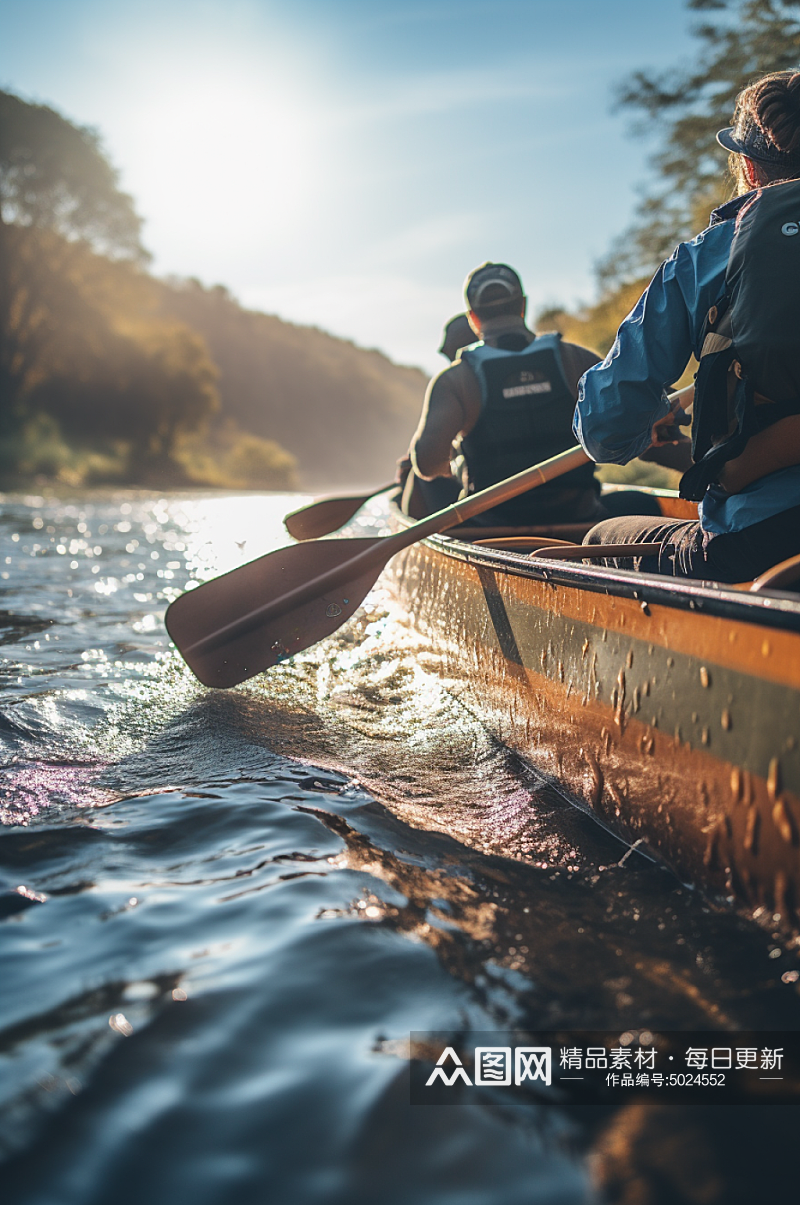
[575,70,800,582]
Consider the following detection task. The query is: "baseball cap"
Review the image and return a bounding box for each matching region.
[464,262,524,310]
[717,117,800,167]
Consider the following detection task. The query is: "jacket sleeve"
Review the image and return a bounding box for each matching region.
[573,222,733,464]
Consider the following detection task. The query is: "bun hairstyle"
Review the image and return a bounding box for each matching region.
[752,71,800,156]
[730,70,800,193]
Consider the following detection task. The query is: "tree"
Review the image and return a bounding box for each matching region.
[601,0,800,285]
[0,89,144,257]
[15,232,220,474]
[0,89,147,423]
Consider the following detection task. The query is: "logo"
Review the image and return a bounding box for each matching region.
[781,221,799,236]
[475,1047,511,1085]
[425,1045,552,1088]
[413,1031,798,1105]
[502,381,552,398]
[515,1047,552,1086]
[425,1047,472,1087]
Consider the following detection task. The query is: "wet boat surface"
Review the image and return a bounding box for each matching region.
[385,493,800,924]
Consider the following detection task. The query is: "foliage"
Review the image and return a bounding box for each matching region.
[595,460,682,491]
[0,220,421,490]
[538,0,796,491]
[0,88,424,490]
[537,285,693,492]
[175,422,298,491]
[601,0,800,284]
[538,278,653,360]
[216,431,297,490]
[160,280,426,489]
[0,89,145,258]
[0,88,151,442]
[0,225,221,485]
[0,411,131,486]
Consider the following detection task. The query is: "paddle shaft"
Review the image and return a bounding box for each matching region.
[185,444,590,656]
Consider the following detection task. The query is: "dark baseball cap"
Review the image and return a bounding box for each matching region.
[464,262,524,310]
[717,118,800,167]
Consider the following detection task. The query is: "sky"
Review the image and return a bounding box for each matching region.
[0,0,697,374]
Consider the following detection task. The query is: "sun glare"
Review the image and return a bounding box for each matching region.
[113,41,324,263]
[145,81,315,216]
[173,492,309,582]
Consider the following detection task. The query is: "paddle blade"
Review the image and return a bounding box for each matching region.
[282,495,363,541]
[283,487,393,540]
[166,537,385,688]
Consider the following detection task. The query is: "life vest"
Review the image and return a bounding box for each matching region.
[681,179,800,501]
[460,332,597,522]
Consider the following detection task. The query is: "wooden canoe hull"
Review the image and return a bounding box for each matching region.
[385,512,800,924]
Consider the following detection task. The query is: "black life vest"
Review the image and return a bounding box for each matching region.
[459,332,597,523]
[681,179,800,501]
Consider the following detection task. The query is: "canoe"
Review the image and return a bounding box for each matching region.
[383,487,800,926]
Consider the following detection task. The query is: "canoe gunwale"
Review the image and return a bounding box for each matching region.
[389,503,800,636]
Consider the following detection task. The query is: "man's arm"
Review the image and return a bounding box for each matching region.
[409,362,473,480]
[718,415,800,494]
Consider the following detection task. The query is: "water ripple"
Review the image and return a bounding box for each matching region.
[1,490,798,1204]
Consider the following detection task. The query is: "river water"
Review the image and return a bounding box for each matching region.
[1,489,800,1205]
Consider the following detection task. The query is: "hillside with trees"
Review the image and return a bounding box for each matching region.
[158,279,426,490]
[0,89,424,492]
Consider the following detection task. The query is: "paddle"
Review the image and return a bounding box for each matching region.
[165,445,590,688]
[283,483,395,541]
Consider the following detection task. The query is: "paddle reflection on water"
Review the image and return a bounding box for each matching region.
[0,489,799,1204]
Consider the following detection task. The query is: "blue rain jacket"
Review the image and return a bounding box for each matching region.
[573,194,800,533]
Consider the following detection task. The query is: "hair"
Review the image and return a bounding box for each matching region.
[470,283,526,323]
[729,70,800,194]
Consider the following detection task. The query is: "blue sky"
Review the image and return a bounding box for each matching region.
[1,0,697,372]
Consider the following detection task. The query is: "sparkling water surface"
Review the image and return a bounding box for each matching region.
[1,489,799,1205]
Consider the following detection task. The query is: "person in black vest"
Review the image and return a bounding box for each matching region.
[406,262,659,525]
[575,70,800,581]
